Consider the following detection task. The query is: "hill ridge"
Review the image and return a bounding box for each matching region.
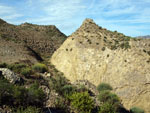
[0,18,67,64]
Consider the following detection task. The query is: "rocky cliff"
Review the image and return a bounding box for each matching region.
[0,19,66,64]
[51,19,150,112]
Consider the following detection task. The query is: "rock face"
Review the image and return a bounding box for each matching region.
[51,19,150,112]
[0,68,20,84]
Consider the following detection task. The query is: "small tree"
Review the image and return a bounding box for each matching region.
[69,91,94,113]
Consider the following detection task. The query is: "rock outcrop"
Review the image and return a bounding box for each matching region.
[51,19,150,112]
[0,68,20,84]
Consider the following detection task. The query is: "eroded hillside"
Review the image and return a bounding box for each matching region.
[0,18,66,63]
[51,19,150,112]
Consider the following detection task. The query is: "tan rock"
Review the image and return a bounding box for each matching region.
[51,18,150,112]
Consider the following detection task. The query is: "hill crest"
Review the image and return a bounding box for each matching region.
[0,18,67,64]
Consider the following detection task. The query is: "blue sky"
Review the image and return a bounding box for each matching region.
[0,0,150,37]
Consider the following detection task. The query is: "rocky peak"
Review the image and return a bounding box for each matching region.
[76,18,101,34]
[51,19,150,112]
[82,18,95,25]
[71,18,132,51]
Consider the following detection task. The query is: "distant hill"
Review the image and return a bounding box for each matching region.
[0,18,67,64]
[136,35,150,39]
[51,18,150,113]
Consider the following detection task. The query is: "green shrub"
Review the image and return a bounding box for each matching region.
[49,74,68,93]
[55,96,67,109]
[0,77,46,107]
[98,90,121,112]
[99,102,116,113]
[32,63,48,73]
[69,91,94,113]
[61,85,76,97]
[15,106,41,113]
[0,79,14,105]
[97,83,113,92]
[21,67,32,77]
[13,86,28,106]
[120,42,130,50]
[130,107,145,113]
[27,82,46,106]
[8,63,27,73]
[0,62,8,68]
[124,37,131,41]
[98,90,120,105]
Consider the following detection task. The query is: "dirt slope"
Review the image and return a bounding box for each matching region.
[0,18,67,64]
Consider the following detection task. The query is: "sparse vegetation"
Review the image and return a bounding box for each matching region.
[49,72,69,94]
[54,96,68,111]
[98,102,115,113]
[32,63,48,73]
[97,83,123,113]
[0,76,46,109]
[0,61,146,113]
[98,90,120,105]
[14,106,41,113]
[0,18,149,113]
[0,62,8,68]
[130,107,145,113]
[61,85,76,97]
[0,78,14,106]
[21,67,32,77]
[97,83,113,92]
[7,63,27,73]
[69,91,94,113]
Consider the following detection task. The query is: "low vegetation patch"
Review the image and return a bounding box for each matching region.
[21,67,32,77]
[0,62,146,113]
[130,107,145,113]
[14,106,41,113]
[69,91,94,113]
[98,102,115,113]
[0,77,46,109]
[97,83,113,92]
[32,63,48,73]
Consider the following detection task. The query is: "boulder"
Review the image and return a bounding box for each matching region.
[0,68,20,84]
